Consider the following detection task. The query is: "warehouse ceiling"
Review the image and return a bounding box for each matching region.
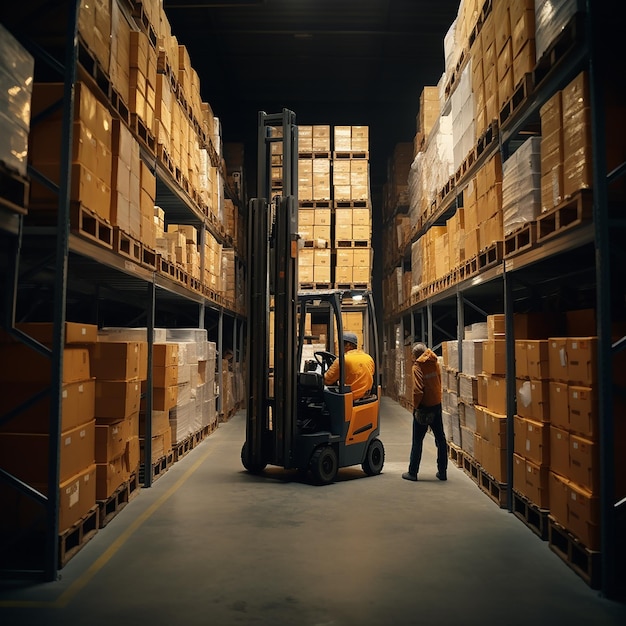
[163,0,461,191]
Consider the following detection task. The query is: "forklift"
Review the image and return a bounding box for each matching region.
[241,109,385,484]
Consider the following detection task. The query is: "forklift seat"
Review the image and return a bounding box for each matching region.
[298,371,324,392]
[354,392,377,406]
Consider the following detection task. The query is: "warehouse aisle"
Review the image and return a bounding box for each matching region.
[0,397,624,626]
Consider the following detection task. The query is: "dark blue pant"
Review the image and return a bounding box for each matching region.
[408,404,448,476]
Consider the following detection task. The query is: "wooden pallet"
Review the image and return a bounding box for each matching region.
[462,453,480,484]
[455,147,477,184]
[448,441,464,468]
[476,119,499,159]
[444,46,468,100]
[132,1,158,47]
[479,469,507,508]
[334,199,369,209]
[141,244,157,271]
[334,239,370,248]
[0,162,29,214]
[333,151,369,160]
[504,221,537,257]
[97,470,141,529]
[548,516,601,589]
[157,143,175,176]
[300,239,329,249]
[110,87,130,125]
[131,114,156,155]
[77,37,111,99]
[334,282,370,291]
[71,204,114,249]
[139,451,175,484]
[299,282,333,291]
[298,199,332,209]
[114,227,142,263]
[297,152,332,160]
[513,490,550,540]
[58,505,99,568]
[478,240,503,270]
[536,190,592,243]
[499,72,534,128]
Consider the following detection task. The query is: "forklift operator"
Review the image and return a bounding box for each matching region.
[324,331,375,400]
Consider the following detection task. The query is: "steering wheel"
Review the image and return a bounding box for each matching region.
[314,350,337,374]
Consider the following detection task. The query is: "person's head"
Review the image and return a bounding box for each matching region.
[412,342,427,361]
[343,331,358,351]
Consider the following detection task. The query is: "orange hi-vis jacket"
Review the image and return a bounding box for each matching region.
[324,349,375,400]
[413,348,442,409]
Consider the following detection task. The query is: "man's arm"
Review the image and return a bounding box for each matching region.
[324,358,340,386]
[413,363,424,408]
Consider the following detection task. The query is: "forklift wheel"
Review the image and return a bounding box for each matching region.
[241,442,267,474]
[362,438,385,476]
[310,445,338,485]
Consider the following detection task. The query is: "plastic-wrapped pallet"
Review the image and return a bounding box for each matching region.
[535,0,583,62]
[98,327,167,343]
[502,136,542,235]
[451,61,475,172]
[170,400,194,443]
[442,340,459,371]
[462,340,483,376]
[0,23,34,177]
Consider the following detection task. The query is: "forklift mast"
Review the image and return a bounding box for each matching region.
[245,110,299,470]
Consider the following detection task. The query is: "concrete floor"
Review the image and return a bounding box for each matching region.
[1,396,625,626]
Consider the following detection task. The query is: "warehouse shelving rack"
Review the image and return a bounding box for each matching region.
[382,3,625,599]
[0,0,246,582]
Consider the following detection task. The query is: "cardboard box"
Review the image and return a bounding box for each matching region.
[516,379,533,419]
[569,434,598,492]
[549,381,569,430]
[95,379,141,421]
[548,470,569,528]
[549,425,570,478]
[567,337,597,385]
[96,453,130,500]
[126,435,141,472]
[154,343,179,367]
[0,345,90,384]
[91,341,141,380]
[487,375,507,414]
[526,340,549,379]
[150,385,178,412]
[153,365,178,388]
[481,438,507,483]
[0,420,95,484]
[514,416,550,466]
[0,378,95,434]
[548,338,568,382]
[483,408,507,447]
[522,457,550,509]
[57,464,97,531]
[13,322,98,345]
[515,339,528,378]
[529,379,550,422]
[482,340,506,375]
[95,419,128,463]
[568,385,597,439]
[567,480,600,550]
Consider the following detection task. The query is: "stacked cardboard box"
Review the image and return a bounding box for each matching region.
[296,125,372,288]
[0,323,98,532]
[91,339,146,500]
[29,82,113,223]
[540,71,593,212]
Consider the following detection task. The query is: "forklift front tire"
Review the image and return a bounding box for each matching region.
[362,438,385,476]
[241,442,267,474]
[310,445,338,485]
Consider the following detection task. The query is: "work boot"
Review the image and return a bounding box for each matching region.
[402,472,417,482]
[436,471,447,481]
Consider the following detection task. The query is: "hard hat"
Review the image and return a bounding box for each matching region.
[343,331,358,347]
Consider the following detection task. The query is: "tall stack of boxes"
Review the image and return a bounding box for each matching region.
[297,124,372,289]
[0,323,98,533]
[92,339,143,500]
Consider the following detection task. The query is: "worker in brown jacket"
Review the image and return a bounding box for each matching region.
[402,342,448,482]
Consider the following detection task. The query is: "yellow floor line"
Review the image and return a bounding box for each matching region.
[0,443,215,610]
